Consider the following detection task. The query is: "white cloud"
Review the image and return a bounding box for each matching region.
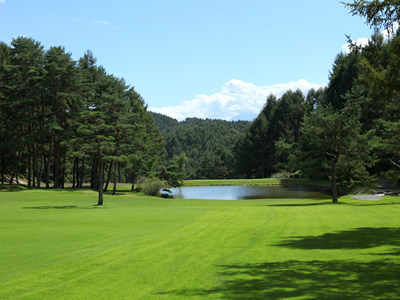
[93,20,111,25]
[342,37,370,53]
[342,22,400,53]
[149,79,325,121]
[382,22,399,39]
[0,0,5,4]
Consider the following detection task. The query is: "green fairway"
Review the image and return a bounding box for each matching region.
[1,188,400,299]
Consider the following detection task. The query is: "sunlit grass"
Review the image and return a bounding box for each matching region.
[0,187,399,298]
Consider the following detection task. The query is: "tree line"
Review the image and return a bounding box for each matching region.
[235,0,400,202]
[0,37,164,204]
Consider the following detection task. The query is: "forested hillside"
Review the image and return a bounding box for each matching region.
[0,37,164,203]
[235,25,400,201]
[152,113,250,179]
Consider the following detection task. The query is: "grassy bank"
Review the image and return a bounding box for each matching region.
[1,188,400,299]
[183,178,330,187]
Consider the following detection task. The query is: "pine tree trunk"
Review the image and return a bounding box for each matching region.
[104,160,113,192]
[112,127,120,195]
[91,157,98,190]
[75,157,80,189]
[80,156,84,188]
[112,161,117,195]
[97,150,104,206]
[72,157,76,188]
[33,143,37,187]
[332,159,338,203]
[28,143,32,188]
[54,131,61,189]
[61,148,66,188]
[0,158,3,184]
[131,171,136,191]
[13,150,21,185]
[37,138,45,188]
[9,150,15,184]
[45,132,54,189]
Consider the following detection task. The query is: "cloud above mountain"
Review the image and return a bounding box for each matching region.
[149,79,325,121]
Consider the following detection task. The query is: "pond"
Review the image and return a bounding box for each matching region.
[169,185,331,200]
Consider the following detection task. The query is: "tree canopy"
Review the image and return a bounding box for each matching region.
[0,37,164,205]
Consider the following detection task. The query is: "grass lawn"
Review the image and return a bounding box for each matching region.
[1,187,400,299]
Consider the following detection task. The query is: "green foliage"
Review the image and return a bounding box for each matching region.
[152,113,250,179]
[234,90,320,178]
[325,52,362,110]
[270,171,292,179]
[299,100,377,202]
[159,152,188,187]
[343,0,400,33]
[0,37,164,204]
[140,177,165,196]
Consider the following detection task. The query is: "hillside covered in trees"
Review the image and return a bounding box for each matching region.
[152,112,250,179]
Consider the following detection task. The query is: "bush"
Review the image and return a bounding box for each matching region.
[141,177,165,197]
[291,170,302,178]
[270,171,291,179]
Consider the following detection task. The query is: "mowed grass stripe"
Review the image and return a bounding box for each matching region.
[0,189,399,298]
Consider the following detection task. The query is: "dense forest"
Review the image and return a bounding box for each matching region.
[0,37,164,204]
[152,112,250,179]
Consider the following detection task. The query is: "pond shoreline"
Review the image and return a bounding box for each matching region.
[183,178,331,189]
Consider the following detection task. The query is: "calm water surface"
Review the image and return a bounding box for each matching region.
[169,185,331,200]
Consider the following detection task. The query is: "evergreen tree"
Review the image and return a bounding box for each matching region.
[44,46,79,188]
[3,37,46,188]
[344,0,400,34]
[325,52,362,110]
[299,103,375,202]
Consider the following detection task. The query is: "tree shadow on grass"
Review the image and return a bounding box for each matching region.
[261,201,400,207]
[0,184,29,192]
[266,201,337,207]
[276,227,400,250]
[23,205,78,209]
[348,201,400,207]
[23,205,107,209]
[159,260,400,299]
[159,227,400,298]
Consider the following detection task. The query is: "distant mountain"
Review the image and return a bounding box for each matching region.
[151,112,179,133]
[151,112,251,179]
[230,113,257,122]
[151,112,251,133]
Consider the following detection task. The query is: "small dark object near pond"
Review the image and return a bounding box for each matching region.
[161,188,174,198]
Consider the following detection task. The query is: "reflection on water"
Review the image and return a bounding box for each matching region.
[169,185,331,200]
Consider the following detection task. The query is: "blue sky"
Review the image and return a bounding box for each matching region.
[1,0,374,120]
